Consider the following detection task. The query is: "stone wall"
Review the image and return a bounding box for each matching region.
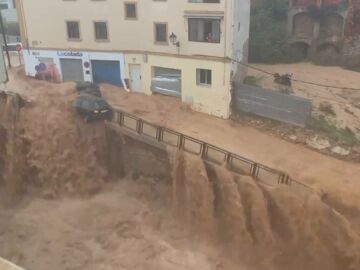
[343,36,360,67]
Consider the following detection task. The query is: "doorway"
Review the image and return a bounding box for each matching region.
[151,66,181,97]
[60,58,84,82]
[129,64,142,92]
[91,60,123,87]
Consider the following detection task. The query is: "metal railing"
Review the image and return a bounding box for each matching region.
[112,109,314,194]
[0,90,314,195]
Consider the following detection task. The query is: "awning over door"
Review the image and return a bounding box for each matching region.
[151,67,182,97]
[184,10,224,19]
[91,60,123,87]
[60,58,84,82]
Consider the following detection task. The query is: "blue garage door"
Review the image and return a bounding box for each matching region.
[91,60,123,87]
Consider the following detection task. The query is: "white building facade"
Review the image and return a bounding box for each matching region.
[17,0,250,118]
[0,0,17,23]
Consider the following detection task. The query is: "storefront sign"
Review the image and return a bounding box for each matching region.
[57,51,83,57]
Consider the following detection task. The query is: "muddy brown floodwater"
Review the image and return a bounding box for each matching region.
[0,79,359,270]
[0,179,235,270]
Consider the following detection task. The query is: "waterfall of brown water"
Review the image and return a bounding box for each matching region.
[168,149,360,270]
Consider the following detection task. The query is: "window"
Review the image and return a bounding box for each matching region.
[125,2,137,19]
[189,0,220,2]
[66,21,80,40]
[197,69,212,86]
[0,4,8,10]
[154,23,168,44]
[188,18,221,43]
[94,21,108,40]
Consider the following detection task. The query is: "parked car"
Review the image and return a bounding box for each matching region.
[75,81,102,97]
[74,94,113,123]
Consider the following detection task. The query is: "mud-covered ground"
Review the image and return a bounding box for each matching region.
[247,63,360,160]
[248,63,360,138]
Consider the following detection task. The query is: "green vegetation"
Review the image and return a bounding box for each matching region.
[243,75,264,86]
[306,116,358,146]
[249,0,305,63]
[319,102,336,116]
[344,65,360,72]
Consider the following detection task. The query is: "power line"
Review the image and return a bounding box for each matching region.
[232,59,274,76]
[230,57,360,91]
[292,78,360,91]
[234,57,360,106]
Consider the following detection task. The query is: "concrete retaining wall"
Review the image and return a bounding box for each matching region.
[233,83,312,127]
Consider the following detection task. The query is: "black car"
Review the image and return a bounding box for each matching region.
[74,94,113,122]
[75,81,102,97]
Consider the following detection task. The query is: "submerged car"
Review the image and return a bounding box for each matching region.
[75,81,102,97]
[74,94,113,122]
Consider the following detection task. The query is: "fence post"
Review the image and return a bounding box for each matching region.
[137,119,142,134]
[157,127,162,142]
[285,175,291,185]
[201,143,208,160]
[115,111,119,124]
[179,134,184,150]
[278,174,285,184]
[225,153,231,168]
[251,163,258,179]
[119,112,124,126]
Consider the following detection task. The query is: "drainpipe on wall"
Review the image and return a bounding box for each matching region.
[122,56,130,92]
[17,0,29,51]
[0,11,11,68]
[223,0,228,87]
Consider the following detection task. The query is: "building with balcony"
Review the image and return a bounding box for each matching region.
[0,0,15,11]
[0,0,17,23]
[16,0,250,119]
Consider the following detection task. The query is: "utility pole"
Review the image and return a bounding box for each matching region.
[0,10,11,68]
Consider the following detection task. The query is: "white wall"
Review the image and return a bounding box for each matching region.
[0,0,14,9]
[124,53,232,118]
[23,49,125,83]
[20,0,233,58]
[1,0,17,22]
[231,0,250,80]
[2,9,17,23]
